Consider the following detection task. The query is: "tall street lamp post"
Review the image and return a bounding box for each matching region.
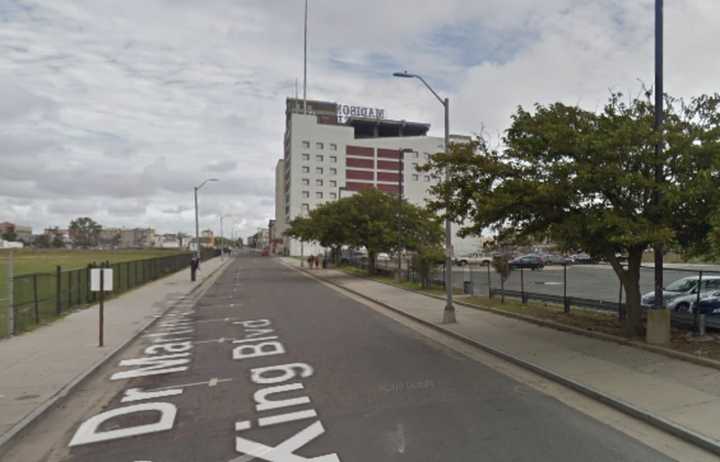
[653,0,664,312]
[394,71,456,323]
[194,178,219,261]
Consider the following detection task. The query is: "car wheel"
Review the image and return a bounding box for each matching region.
[675,302,690,313]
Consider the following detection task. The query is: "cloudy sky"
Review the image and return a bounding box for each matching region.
[2,0,719,239]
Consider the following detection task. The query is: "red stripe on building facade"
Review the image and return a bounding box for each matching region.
[345,182,376,192]
[377,148,400,159]
[346,169,374,180]
[346,157,374,168]
[346,145,375,157]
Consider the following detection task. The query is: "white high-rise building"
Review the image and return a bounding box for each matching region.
[275,98,481,256]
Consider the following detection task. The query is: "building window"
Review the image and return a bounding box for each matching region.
[412,174,419,181]
[316,142,324,150]
[330,156,337,163]
[302,141,310,148]
[302,191,310,198]
[425,153,431,161]
[316,179,323,186]
[412,162,418,171]
[302,166,310,173]
[302,203,310,212]
[329,180,337,187]
[330,192,337,199]
[329,168,337,176]
[301,178,310,185]
[424,175,430,182]
[301,153,310,161]
[316,192,323,199]
[316,167,323,174]
[316,154,324,162]
[330,143,337,151]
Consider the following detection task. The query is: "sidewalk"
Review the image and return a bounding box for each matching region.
[284,258,720,451]
[0,256,230,445]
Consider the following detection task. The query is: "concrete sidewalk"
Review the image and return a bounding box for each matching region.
[284,258,720,451]
[0,256,230,446]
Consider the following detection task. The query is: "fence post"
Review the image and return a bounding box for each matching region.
[76,269,81,306]
[32,273,40,324]
[487,263,492,299]
[7,250,14,336]
[695,270,703,335]
[618,280,624,321]
[67,266,73,309]
[520,268,527,304]
[563,264,570,313]
[56,266,62,315]
[86,263,93,303]
[500,275,505,304]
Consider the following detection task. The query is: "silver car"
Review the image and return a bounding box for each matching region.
[641,275,720,311]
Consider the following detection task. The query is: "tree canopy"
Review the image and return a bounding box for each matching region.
[69,217,102,248]
[424,91,720,336]
[285,188,443,273]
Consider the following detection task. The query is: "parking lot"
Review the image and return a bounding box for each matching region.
[450,263,720,305]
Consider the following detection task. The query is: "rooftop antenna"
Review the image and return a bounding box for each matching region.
[303,0,308,114]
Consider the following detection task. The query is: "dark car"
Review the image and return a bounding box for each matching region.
[509,255,545,270]
[694,294,720,315]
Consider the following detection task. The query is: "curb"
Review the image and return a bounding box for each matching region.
[339,269,720,373]
[289,263,720,457]
[0,257,232,453]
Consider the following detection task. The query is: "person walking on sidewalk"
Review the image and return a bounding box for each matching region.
[190,256,200,281]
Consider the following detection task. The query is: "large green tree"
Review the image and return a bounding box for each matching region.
[424,92,720,337]
[69,217,102,248]
[285,189,443,274]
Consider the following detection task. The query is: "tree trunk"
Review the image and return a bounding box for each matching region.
[368,251,376,275]
[607,248,644,338]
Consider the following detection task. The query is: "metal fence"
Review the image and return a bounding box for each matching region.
[2,248,220,338]
[344,257,720,331]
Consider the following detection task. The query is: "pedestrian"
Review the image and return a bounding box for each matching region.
[307,255,314,268]
[315,255,320,269]
[190,256,200,282]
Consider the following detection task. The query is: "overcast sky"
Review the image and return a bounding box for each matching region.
[2,0,719,239]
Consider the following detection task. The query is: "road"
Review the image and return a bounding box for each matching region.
[3,255,679,461]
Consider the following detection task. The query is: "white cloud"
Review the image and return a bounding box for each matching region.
[0,0,718,239]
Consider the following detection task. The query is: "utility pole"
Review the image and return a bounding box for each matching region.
[303,0,308,114]
[653,0,664,311]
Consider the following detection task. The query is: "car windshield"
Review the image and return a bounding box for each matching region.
[665,278,697,292]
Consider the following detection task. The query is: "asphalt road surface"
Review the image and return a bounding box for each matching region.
[4,256,678,461]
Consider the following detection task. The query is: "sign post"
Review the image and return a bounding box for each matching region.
[91,266,113,347]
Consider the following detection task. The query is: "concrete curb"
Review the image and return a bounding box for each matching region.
[289,264,720,457]
[0,257,232,453]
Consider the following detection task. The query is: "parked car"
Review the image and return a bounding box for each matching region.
[694,292,720,315]
[569,253,594,264]
[543,254,572,265]
[339,250,365,265]
[455,252,492,266]
[376,252,391,262]
[641,275,720,309]
[509,254,545,270]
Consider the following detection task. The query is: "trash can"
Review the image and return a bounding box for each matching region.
[463,281,473,295]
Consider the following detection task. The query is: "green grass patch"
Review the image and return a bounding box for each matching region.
[0,249,189,338]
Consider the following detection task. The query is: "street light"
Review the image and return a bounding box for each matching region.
[394,70,456,323]
[194,178,219,260]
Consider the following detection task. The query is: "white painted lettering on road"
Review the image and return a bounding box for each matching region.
[232,421,340,462]
[111,353,191,380]
[69,402,177,447]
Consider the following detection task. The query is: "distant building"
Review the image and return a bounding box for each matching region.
[154,233,184,249]
[275,97,482,256]
[99,228,156,248]
[44,228,72,245]
[0,239,23,249]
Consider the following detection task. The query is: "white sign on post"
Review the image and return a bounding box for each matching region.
[90,268,114,292]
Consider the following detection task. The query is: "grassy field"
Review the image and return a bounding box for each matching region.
[0,248,189,337]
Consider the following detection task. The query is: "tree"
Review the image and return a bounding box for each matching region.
[69,217,102,248]
[33,234,51,248]
[1,230,17,242]
[424,92,720,337]
[51,234,65,248]
[285,189,444,274]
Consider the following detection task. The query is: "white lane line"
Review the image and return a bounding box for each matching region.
[150,378,233,391]
[194,317,234,324]
[194,337,229,344]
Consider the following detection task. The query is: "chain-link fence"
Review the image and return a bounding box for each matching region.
[2,248,220,338]
[344,256,720,332]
